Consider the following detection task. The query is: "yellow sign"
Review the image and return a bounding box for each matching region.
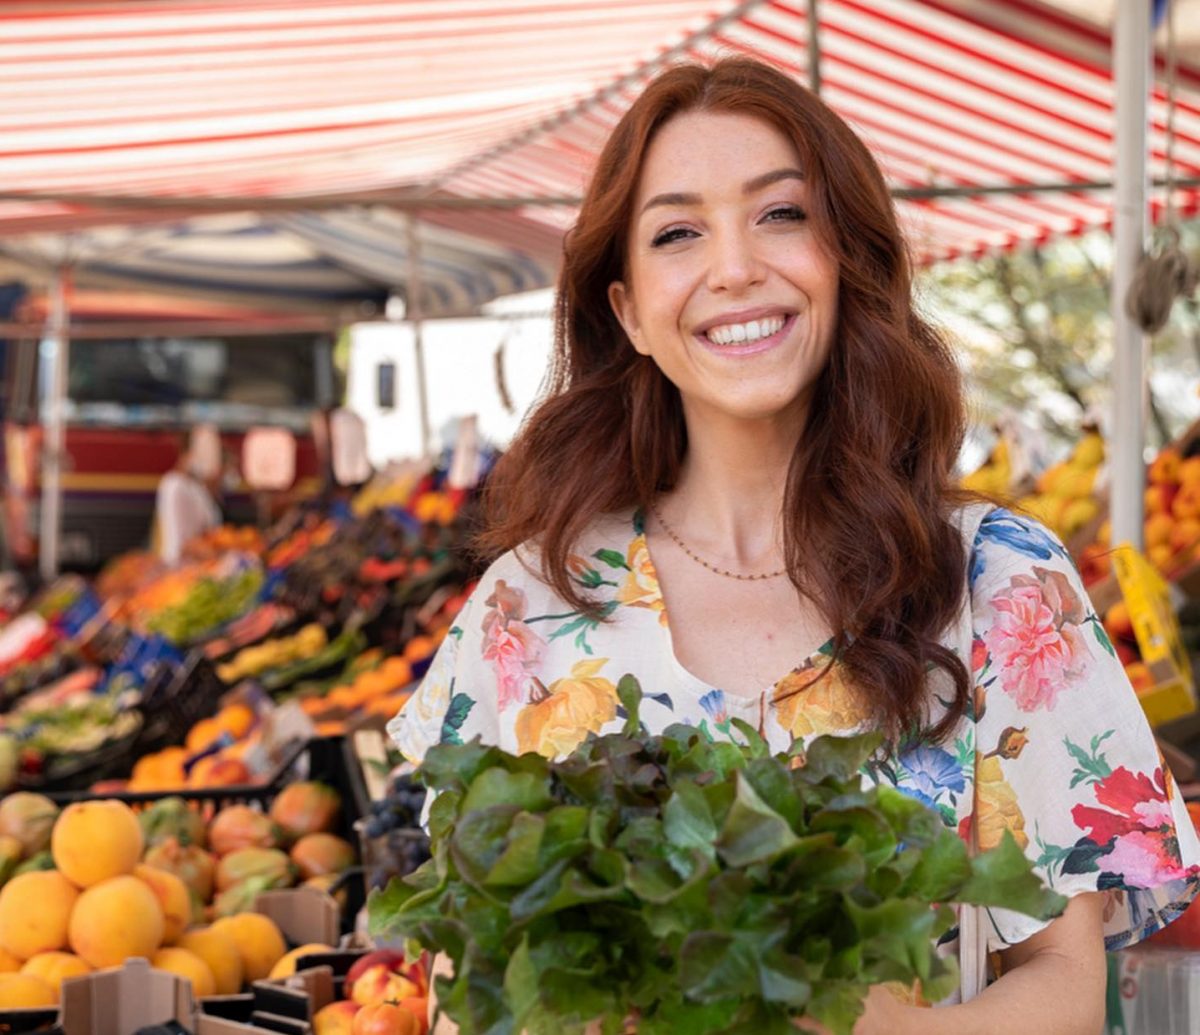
[1112,543,1195,726]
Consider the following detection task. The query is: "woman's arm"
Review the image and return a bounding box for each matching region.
[835,892,1107,1035]
[429,952,458,1034]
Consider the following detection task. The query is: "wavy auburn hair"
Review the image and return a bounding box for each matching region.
[481,57,977,742]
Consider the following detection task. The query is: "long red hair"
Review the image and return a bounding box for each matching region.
[480,57,976,742]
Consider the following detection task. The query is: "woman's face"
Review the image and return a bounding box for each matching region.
[608,109,838,432]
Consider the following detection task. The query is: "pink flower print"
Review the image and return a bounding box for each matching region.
[480,580,546,712]
[983,576,1089,712]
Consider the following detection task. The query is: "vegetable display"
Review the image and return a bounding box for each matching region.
[370,677,1065,1035]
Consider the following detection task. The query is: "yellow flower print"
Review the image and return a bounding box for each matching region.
[616,534,667,625]
[772,662,870,739]
[974,754,1028,851]
[514,658,619,758]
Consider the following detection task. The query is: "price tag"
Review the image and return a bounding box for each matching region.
[242,427,296,491]
[329,407,372,486]
[447,414,481,490]
[1112,542,1195,726]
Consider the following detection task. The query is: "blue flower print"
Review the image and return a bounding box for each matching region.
[898,743,966,806]
[699,689,729,725]
[970,508,1070,584]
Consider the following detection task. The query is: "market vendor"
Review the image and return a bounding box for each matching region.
[153,427,222,567]
[389,56,1200,1034]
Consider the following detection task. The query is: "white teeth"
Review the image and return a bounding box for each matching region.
[705,315,785,346]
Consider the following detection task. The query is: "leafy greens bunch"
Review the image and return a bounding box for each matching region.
[369,677,1065,1035]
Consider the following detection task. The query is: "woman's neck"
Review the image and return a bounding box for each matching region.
[662,413,799,568]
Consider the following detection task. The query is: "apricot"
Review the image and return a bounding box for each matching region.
[19,952,91,1003]
[68,874,164,969]
[0,870,79,960]
[152,946,216,998]
[135,863,193,944]
[0,947,21,972]
[210,912,286,983]
[177,926,244,995]
[268,942,334,980]
[314,1000,361,1035]
[52,800,143,887]
[0,972,54,1008]
[352,1002,422,1035]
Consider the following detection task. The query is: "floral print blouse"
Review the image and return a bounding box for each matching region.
[389,504,1200,999]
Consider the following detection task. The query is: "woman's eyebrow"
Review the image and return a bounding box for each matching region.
[639,167,806,215]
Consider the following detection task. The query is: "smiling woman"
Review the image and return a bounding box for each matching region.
[390,57,1200,1035]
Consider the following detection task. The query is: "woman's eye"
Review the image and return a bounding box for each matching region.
[650,226,697,247]
[763,206,806,223]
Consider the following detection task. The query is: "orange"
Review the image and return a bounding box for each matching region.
[216,704,255,740]
[186,717,225,754]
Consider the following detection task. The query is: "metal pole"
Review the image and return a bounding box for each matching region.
[39,268,70,582]
[1111,1,1151,551]
[806,0,821,95]
[406,214,432,458]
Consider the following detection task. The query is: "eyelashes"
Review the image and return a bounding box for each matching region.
[649,206,808,248]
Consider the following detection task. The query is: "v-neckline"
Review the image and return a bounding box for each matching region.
[631,508,836,707]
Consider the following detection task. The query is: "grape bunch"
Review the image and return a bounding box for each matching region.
[363,773,432,889]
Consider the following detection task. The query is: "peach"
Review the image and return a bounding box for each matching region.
[348,965,419,1008]
[344,950,428,995]
[314,1000,361,1035]
[1149,543,1175,573]
[134,864,193,944]
[52,799,143,887]
[352,1002,422,1035]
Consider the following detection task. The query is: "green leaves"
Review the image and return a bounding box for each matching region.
[368,677,1063,1035]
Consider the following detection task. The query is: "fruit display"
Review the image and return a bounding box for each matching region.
[312,949,431,1035]
[144,566,264,646]
[216,623,328,684]
[1141,444,1200,576]
[0,788,357,1003]
[184,524,265,562]
[1016,428,1105,543]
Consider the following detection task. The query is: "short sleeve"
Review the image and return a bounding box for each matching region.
[387,586,497,766]
[966,508,1200,953]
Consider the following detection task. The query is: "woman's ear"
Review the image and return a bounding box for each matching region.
[607,280,649,356]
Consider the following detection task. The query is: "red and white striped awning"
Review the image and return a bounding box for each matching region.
[2,0,1199,301]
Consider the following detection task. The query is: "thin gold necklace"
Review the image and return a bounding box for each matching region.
[648,501,787,582]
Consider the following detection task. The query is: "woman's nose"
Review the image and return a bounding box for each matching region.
[706,230,766,293]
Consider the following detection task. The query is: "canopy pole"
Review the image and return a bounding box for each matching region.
[1111,0,1151,551]
[806,0,821,95]
[406,214,432,458]
[39,267,70,582]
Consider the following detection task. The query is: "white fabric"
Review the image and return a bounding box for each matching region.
[155,469,221,565]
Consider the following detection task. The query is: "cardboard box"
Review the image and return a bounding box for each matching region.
[255,886,340,947]
[196,965,335,1035]
[59,957,193,1035]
